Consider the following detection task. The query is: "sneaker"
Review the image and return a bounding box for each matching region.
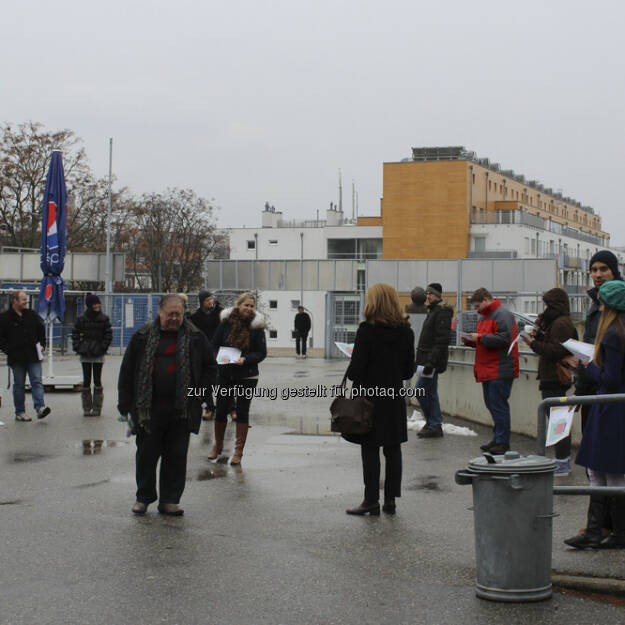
[555,459,570,477]
[417,425,443,438]
[37,406,51,420]
[15,413,32,422]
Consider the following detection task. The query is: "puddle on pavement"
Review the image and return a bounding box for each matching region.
[80,440,130,455]
[293,371,310,378]
[12,452,52,463]
[197,465,228,480]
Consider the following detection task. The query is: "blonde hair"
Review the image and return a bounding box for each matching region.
[235,292,256,308]
[593,305,625,367]
[363,283,407,327]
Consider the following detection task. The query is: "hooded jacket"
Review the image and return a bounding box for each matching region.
[469,299,519,382]
[211,308,267,381]
[530,288,578,388]
[415,299,453,373]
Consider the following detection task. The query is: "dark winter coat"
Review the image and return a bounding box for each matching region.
[71,310,113,358]
[575,287,602,395]
[0,307,46,366]
[294,311,311,334]
[345,321,415,447]
[190,302,223,342]
[415,300,453,373]
[575,316,625,474]
[117,319,217,435]
[211,308,267,381]
[530,289,578,389]
[467,299,519,382]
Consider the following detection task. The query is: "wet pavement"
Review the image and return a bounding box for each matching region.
[1,356,624,624]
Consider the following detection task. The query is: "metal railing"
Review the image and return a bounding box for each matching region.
[537,394,625,497]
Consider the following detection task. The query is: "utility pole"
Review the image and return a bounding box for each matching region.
[105,138,113,313]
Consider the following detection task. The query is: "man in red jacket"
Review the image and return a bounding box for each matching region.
[462,288,519,454]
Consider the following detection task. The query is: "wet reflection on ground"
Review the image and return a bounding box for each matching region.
[406,475,442,491]
[12,452,52,463]
[74,479,110,489]
[81,440,130,455]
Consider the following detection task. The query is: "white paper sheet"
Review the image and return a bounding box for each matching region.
[36,342,44,361]
[507,331,532,355]
[545,405,575,447]
[216,346,242,364]
[562,339,594,363]
[416,365,435,379]
[334,342,354,358]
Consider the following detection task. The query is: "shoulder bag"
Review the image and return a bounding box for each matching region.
[330,372,374,435]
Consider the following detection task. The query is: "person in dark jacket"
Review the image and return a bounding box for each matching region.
[566,280,625,549]
[576,251,623,431]
[72,293,113,416]
[293,306,311,358]
[209,292,267,465]
[0,290,50,421]
[414,282,453,438]
[344,283,415,516]
[522,288,578,475]
[190,290,223,419]
[463,288,519,455]
[117,294,216,516]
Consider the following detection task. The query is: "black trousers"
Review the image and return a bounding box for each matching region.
[541,385,571,460]
[135,417,190,504]
[361,444,402,503]
[82,362,103,387]
[215,378,258,425]
[295,332,308,355]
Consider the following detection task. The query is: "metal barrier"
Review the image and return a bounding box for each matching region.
[537,394,625,497]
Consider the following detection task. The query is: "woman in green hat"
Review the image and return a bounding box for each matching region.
[566,280,625,549]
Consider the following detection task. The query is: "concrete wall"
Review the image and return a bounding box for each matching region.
[437,346,582,446]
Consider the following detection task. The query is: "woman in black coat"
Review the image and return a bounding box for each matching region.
[209,292,267,465]
[72,293,112,416]
[344,283,415,516]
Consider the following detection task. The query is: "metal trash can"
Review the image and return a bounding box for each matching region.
[455,451,557,602]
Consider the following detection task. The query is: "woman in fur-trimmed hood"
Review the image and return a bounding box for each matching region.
[209,292,267,465]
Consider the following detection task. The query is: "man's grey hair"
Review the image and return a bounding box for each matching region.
[159,294,185,310]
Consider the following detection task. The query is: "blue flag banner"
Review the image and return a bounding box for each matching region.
[37,151,67,322]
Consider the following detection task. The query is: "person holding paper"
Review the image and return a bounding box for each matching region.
[567,280,625,549]
[210,292,267,465]
[462,288,519,455]
[117,294,216,516]
[521,288,578,476]
[0,290,50,421]
[414,282,453,438]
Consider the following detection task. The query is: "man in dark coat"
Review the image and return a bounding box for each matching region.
[0,290,51,421]
[414,283,453,438]
[190,290,223,418]
[118,294,217,516]
[576,250,623,430]
[293,306,311,358]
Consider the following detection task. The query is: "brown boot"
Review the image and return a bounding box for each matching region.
[230,423,250,465]
[208,420,227,461]
[92,386,104,416]
[81,389,93,417]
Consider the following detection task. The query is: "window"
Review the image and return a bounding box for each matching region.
[268,240,278,245]
[291,300,300,309]
[247,240,255,249]
[473,237,486,252]
[269,300,278,309]
[524,237,530,254]
[269,330,277,339]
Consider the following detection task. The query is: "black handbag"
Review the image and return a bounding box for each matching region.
[330,372,374,435]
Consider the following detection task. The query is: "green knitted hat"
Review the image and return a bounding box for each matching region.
[599,280,625,311]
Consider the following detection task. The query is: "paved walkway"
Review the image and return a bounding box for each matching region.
[1,356,623,624]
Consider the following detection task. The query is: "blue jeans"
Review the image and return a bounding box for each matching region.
[11,361,45,416]
[482,378,513,445]
[416,372,442,428]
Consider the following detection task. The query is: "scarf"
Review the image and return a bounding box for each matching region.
[135,318,193,430]
[225,308,252,352]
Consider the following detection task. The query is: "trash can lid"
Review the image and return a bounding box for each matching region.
[467,451,557,474]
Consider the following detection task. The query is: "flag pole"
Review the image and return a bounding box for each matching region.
[105,138,113,314]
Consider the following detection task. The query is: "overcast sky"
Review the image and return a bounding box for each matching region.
[3,0,625,243]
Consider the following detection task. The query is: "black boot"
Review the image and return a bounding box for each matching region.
[346,501,380,516]
[81,389,93,417]
[92,386,104,417]
[564,495,606,549]
[601,497,625,549]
